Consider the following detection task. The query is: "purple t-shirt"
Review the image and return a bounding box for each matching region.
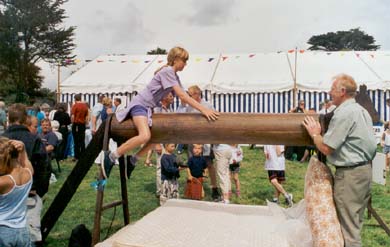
[116,66,182,122]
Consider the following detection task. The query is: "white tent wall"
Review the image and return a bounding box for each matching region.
[60,51,390,122]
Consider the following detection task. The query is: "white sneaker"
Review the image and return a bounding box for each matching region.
[219,199,230,204]
[285,193,293,207]
[49,173,57,184]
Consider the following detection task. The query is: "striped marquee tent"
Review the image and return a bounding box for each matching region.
[61,51,390,122]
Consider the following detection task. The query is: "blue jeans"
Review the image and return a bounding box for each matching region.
[0,225,31,246]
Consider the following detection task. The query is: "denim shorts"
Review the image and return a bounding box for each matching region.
[384,145,390,154]
[0,225,31,246]
[130,105,148,117]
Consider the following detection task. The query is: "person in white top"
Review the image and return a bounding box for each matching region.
[229,144,243,197]
[264,145,293,206]
[381,122,390,171]
[0,138,34,246]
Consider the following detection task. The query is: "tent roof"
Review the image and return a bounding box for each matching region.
[61,51,390,94]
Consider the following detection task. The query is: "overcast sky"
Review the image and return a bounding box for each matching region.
[41,0,390,89]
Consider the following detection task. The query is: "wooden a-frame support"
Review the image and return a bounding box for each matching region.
[40,115,130,245]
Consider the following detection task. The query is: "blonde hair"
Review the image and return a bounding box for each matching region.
[188,85,201,95]
[0,137,17,175]
[333,73,357,97]
[155,46,189,74]
[167,46,189,66]
[102,97,112,107]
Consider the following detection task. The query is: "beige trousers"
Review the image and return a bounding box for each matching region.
[213,149,232,195]
[333,164,372,247]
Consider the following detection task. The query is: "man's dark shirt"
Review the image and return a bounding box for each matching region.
[2,125,51,197]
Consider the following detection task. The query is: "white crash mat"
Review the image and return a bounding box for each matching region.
[96,199,311,247]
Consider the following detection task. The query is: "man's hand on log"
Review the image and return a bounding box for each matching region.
[201,108,219,121]
[302,116,322,138]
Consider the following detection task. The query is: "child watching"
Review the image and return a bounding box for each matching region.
[0,138,34,246]
[160,143,185,205]
[381,122,390,171]
[264,145,293,207]
[229,144,243,197]
[185,144,208,200]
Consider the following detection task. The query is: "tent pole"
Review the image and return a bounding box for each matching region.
[131,54,159,84]
[293,47,298,107]
[57,64,61,103]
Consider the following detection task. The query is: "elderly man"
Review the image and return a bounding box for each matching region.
[39,119,59,155]
[303,74,377,247]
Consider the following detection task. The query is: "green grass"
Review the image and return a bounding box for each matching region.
[42,147,390,246]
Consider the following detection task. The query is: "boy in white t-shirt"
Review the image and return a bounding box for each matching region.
[264,145,293,207]
[229,144,243,197]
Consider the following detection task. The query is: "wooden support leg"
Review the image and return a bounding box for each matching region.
[91,156,130,246]
[92,114,131,246]
[119,156,130,225]
[367,196,390,236]
[41,121,106,241]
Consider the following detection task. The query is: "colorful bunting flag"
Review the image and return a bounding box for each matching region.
[208,58,214,62]
[144,60,150,63]
[326,52,331,55]
[299,50,305,53]
[158,60,164,63]
[370,54,375,58]
[249,54,255,58]
[121,61,127,63]
[97,60,104,63]
[288,49,295,53]
[131,60,140,63]
[195,58,202,62]
[355,53,360,58]
[235,56,240,59]
[222,56,228,61]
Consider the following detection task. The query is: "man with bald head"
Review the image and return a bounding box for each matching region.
[303,74,377,247]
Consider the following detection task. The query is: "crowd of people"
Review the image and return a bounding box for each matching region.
[0,95,124,246]
[0,46,379,247]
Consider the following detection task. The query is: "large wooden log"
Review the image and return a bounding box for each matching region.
[110,113,316,146]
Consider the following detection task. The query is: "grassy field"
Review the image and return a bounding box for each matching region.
[42,146,390,246]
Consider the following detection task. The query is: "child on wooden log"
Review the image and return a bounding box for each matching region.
[102,47,219,179]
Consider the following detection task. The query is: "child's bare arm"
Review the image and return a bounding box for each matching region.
[186,168,193,180]
[10,140,34,175]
